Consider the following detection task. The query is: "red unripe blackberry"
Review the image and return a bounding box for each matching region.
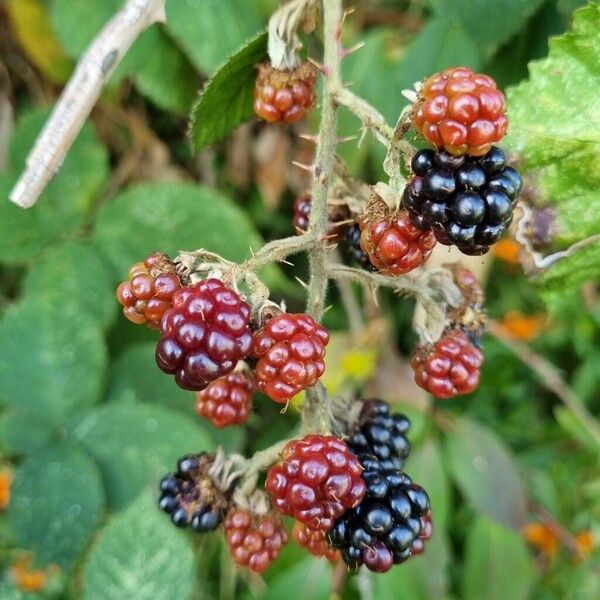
[414,67,507,156]
[196,370,254,428]
[223,507,288,573]
[156,279,252,391]
[411,330,483,399]
[254,62,316,124]
[410,511,433,555]
[116,252,181,328]
[265,435,366,532]
[292,194,351,241]
[252,313,329,403]
[292,521,340,561]
[359,205,436,276]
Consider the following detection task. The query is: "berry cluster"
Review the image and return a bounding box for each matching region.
[359,203,436,275]
[327,452,431,572]
[196,371,254,428]
[223,507,288,573]
[159,453,227,532]
[252,313,329,403]
[403,147,521,255]
[116,252,181,328]
[411,329,483,399]
[292,521,340,561]
[254,62,316,124]
[292,194,351,241]
[344,224,375,272]
[346,400,411,470]
[414,66,507,156]
[265,435,366,531]
[156,279,253,391]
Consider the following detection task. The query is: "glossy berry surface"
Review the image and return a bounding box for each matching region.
[403,146,521,255]
[196,371,254,428]
[265,435,366,531]
[292,520,340,561]
[224,507,288,573]
[254,62,316,124]
[292,194,351,241]
[410,511,433,555]
[327,453,431,572]
[359,208,436,275]
[156,279,252,391]
[116,252,181,328]
[158,453,227,532]
[252,313,329,403]
[344,224,375,272]
[414,66,507,156]
[411,330,484,399]
[346,400,411,470]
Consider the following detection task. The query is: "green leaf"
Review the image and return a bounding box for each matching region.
[83,491,195,600]
[0,583,37,600]
[0,296,107,424]
[554,405,600,454]
[429,0,545,56]
[445,417,527,529]
[0,109,108,264]
[374,532,450,600]
[190,31,267,151]
[21,241,117,330]
[165,0,262,74]
[7,444,104,571]
[93,182,263,277]
[70,401,214,509]
[462,516,535,600]
[0,408,54,456]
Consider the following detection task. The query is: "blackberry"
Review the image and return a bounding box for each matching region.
[346,400,411,470]
[344,224,375,271]
[292,194,351,241]
[158,453,228,532]
[403,146,522,255]
[326,453,431,572]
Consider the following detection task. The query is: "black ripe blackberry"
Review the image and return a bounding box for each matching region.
[403,146,522,255]
[158,453,228,533]
[346,400,411,470]
[326,453,431,572]
[344,224,375,272]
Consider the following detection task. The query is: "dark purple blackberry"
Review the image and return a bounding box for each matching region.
[344,224,376,272]
[326,452,431,572]
[158,452,229,532]
[346,400,411,469]
[403,146,522,255]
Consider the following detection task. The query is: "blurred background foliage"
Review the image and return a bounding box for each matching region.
[0,0,599,598]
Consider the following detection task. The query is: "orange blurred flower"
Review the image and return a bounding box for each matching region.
[523,522,559,556]
[498,311,547,341]
[493,238,521,265]
[10,557,51,593]
[575,530,596,558]
[0,470,11,511]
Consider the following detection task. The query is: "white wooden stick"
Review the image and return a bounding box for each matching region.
[9,0,166,209]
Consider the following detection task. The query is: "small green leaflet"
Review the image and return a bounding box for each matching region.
[189,31,267,151]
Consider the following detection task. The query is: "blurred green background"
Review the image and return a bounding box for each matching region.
[0,0,599,598]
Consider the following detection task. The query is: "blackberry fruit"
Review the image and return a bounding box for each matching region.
[223,506,288,572]
[292,194,351,241]
[265,435,366,532]
[156,278,252,391]
[116,252,181,328]
[254,62,316,124]
[292,520,340,561]
[414,66,507,156]
[344,224,375,271]
[346,400,411,470]
[327,453,431,572]
[252,312,329,403]
[403,146,522,255]
[359,200,436,275]
[410,511,433,555]
[411,329,483,399]
[158,453,228,532]
[195,370,254,428]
